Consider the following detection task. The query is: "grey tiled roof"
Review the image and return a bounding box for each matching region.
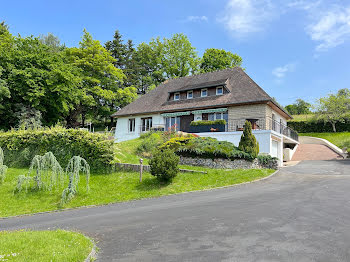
[113,67,291,118]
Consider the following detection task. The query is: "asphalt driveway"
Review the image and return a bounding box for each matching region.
[1,160,350,261]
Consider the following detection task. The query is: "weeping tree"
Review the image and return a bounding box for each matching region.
[15,152,64,193]
[61,156,90,205]
[0,147,8,183]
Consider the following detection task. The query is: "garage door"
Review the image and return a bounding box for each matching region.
[271,140,278,158]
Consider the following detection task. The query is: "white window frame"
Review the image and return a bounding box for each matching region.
[141,117,152,132]
[216,86,223,95]
[174,92,180,101]
[201,88,208,97]
[128,118,135,133]
[187,90,193,99]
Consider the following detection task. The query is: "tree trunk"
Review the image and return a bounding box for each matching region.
[82,112,86,127]
[331,122,337,132]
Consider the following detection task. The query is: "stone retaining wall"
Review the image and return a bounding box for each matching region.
[179,156,278,170]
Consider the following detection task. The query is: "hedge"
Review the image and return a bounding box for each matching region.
[288,120,350,133]
[0,127,115,170]
[190,119,226,126]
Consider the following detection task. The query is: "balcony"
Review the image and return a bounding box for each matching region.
[227,117,299,142]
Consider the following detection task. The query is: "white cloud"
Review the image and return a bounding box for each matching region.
[306,6,350,52]
[272,63,296,78]
[185,16,208,22]
[218,0,276,37]
[287,0,321,11]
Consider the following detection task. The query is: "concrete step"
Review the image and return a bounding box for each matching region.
[292,144,343,161]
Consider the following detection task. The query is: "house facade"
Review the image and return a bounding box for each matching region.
[113,68,299,166]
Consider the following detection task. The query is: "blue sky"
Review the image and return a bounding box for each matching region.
[2,0,350,106]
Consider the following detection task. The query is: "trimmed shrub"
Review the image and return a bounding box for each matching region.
[176,137,254,161]
[149,149,179,182]
[288,120,350,133]
[0,127,115,170]
[158,136,193,151]
[238,121,259,158]
[190,119,226,126]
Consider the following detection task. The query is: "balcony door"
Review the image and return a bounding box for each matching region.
[165,116,180,131]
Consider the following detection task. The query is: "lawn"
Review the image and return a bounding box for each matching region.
[300,132,350,149]
[117,138,149,164]
[290,114,315,122]
[0,230,93,262]
[0,167,274,218]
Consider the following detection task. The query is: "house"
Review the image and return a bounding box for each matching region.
[112,67,299,166]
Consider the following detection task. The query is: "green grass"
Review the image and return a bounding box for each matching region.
[290,114,316,122]
[300,132,350,149]
[0,167,274,218]
[0,229,93,262]
[117,138,149,164]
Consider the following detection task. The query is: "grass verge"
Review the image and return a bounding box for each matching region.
[0,229,93,262]
[300,132,350,149]
[0,167,274,218]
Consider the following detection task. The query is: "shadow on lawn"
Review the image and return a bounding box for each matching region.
[136,177,171,191]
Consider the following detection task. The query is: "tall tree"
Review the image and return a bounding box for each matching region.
[200,48,242,73]
[315,89,350,132]
[39,33,64,52]
[285,99,312,115]
[65,30,136,127]
[135,33,200,93]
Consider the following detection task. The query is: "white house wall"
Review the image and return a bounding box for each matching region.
[114,114,164,142]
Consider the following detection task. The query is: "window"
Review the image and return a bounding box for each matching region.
[141,117,152,132]
[174,92,180,101]
[128,118,135,133]
[201,89,208,97]
[187,91,193,99]
[165,116,180,131]
[216,86,223,95]
[208,112,228,121]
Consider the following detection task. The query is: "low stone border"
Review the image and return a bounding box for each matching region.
[0,169,279,220]
[115,162,207,174]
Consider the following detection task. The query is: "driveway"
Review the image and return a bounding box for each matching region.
[1,160,350,261]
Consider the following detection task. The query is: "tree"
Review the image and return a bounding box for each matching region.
[0,31,82,129]
[39,33,64,52]
[135,33,199,93]
[315,88,350,132]
[200,48,242,73]
[238,121,259,158]
[285,99,312,115]
[65,30,136,127]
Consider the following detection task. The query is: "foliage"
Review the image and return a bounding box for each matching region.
[0,126,115,170]
[288,120,350,133]
[136,132,163,157]
[149,149,180,182]
[314,88,350,132]
[0,147,7,183]
[0,230,93,262]
[257,155,278,165]
[200,48,242,73]
[15,106,42,129]
[158,136,193,151]
[190,119,226,126]
[238,121,259,158]
[1,167,274,217]
[61,156,90,205]
[176,137,254,161]
[15,152,64,193]
[64,30,137,126]
[285,99,312,115]
[135,33,200,93]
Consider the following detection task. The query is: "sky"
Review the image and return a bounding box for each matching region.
[1,0,350,106]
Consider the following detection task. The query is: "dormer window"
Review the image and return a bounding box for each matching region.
[174,92,180,101]
[201,88,208,97]
[216,86,223,95]
[187,91,193,99]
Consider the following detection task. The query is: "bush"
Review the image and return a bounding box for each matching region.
[176,137,254,161]
[0,127,115,170]
[238,121,259,158]
[288,120,350,133]
[149,149,179,182]
[158,136,193,151]
[190,119,226,126]
[136,132,163,157]
[257,155,277,165]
